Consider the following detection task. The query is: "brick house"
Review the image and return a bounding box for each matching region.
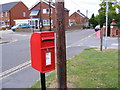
[29,1,69,29]
[69,10,88,26]
[0,1,29,28]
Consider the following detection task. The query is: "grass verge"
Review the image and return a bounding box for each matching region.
[30,48,118,88]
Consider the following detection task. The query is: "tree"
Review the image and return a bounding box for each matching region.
[89,14,98,28]
[97,0,120,28]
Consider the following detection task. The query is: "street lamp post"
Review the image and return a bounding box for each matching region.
[105,0,109,49]
[104,0,118,49]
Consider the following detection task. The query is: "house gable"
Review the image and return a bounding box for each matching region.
[10,1,30,25]
[30,1,55,11]
[29,1,69,29]
[0,1,29,26]
[69,11,88,24]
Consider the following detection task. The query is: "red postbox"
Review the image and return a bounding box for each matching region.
[30,31,55,73]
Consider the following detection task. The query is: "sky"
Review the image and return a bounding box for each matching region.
[0,0,102,18]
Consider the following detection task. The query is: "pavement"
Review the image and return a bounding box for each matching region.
[84,33,119,50]
[0,30,16,44]
[0,38,13,44]
[0,29,119,49]
[0,29,119,88]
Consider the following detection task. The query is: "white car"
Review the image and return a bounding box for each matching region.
[95,25,100,31]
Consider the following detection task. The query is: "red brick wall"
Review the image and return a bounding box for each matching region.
[64,10,69,28]
[0,11,10,27]
[1,12,10,21]
[69,12,80,24]
[10,1,30,26]
[69,12,88,25]
[30,2,69,29]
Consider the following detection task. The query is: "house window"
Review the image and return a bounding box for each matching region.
[5,12,8,17]
[0,21,5,27]
[23,12,26,17]
[43,20,52,25]
[43,20,50,25]
[43,8,52,14]
[1,12,3,17]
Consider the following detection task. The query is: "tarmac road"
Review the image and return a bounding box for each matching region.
[0,29,118,88]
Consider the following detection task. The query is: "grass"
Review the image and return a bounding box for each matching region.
[30,48,119,88]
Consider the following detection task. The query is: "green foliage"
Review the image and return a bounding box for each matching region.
[115,13,120,28]
[30,49,118,88]
[90,0,120,28]
[89,14,98,28]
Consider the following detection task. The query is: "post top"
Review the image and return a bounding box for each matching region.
[111,19,117,26]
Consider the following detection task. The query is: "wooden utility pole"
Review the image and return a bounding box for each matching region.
[100,29,103,51]
[49,0,52,31]
[55,0,67,89]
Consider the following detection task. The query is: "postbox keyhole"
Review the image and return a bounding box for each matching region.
[47,48,50,51]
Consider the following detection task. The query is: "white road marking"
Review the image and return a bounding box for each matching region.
[111,43,118,46]
[0,61,30,76]
[0,61,31,81]
[67,33,95,48]
[0,64,30,81]
[0,32,95,80]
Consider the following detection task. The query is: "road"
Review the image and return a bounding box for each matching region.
[0,29,118,88]
[1,32,31,72]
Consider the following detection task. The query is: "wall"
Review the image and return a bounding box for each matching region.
[69,12,80,24]
[10,1,30,26]
[30,2,69,29]
[69,12,88,25]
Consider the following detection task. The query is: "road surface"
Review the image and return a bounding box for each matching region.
[0,29,118,88]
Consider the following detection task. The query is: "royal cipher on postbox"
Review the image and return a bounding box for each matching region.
[30,31,55,73]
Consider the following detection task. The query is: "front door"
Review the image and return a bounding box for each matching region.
[35,20,38,29]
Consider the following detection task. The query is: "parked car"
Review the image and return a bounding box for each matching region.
[1,25,6,30]
[95,25,100,32]
[11,23,30,31]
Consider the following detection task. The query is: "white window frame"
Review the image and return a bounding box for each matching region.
[5,12,8,17]
[43,8,52,14]
[23,12,26,17]
[0,21,5,26]
[43,20,52,25]
[1,12,3,17]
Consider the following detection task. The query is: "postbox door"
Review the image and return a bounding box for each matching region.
[41,48,55,73]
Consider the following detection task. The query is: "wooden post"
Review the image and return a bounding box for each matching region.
[100,29,103,51]
[39,0,42,32]
[49,0,52,31]
[55,0,67,89]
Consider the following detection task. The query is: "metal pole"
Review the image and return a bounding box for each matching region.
[39,0,42,32]
[49,0,52,31]
[100,29,103,51]
[40,73,46,90]
[105,1,109,49]
[55,0,67,89]
[30,16,34,33]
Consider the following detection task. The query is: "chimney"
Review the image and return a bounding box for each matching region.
[77,10,80,13]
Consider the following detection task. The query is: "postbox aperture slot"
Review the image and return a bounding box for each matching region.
[41,46,54,50]
[42,39,54,41]
[42,37,54,41]
[41,40,54,48]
